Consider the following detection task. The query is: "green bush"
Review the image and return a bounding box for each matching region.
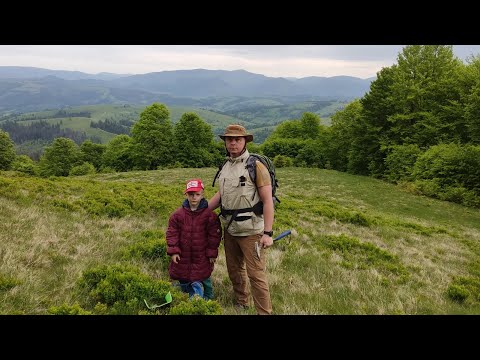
[169,297,222,315]
[447,284,470,303]
[99,166,116,174]
[413,143,480,195]
[447,277,480,304]
[0,274,21,291]
[414,179,441,198]
[273,155,293,168]
[124,238,168,262]
[11,155,38,175]
[78,263,173,314]
[38,137,81,177]
[69,162,96,176]
[48,303,92,315]
[385,144,422,183]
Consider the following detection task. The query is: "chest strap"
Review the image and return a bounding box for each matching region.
[220,202,263,231]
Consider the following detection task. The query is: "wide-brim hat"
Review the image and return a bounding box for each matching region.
[219,124,253,143]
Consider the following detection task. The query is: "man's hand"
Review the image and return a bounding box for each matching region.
[172,254,180,264]
[259,234,274,249]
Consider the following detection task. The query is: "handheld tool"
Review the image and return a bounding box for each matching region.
[255,230,292,260]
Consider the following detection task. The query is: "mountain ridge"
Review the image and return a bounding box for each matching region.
[0,66,375,113]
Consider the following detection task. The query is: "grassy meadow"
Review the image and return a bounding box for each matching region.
[1,168,479,315]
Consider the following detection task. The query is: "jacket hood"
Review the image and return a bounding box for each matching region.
[182,198,208,210]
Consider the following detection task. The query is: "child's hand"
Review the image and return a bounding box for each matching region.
[172,254,180,264]
[209,258,216,264]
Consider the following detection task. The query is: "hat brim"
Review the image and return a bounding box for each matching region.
[219,134,253,143]
[184,187,204,194]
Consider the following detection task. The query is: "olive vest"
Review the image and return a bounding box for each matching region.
[218,149,264,236]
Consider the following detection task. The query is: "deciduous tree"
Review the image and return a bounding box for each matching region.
[0,129,15,170]
[131,103,174,169]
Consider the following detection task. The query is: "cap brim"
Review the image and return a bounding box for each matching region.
[185,187,204,194]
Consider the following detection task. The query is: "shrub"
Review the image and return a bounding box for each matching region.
[11,155,38,175]
[169,297,222,315]
[78,263,173,314]
[48,303,92,315]
[273,155,293,168]
[384,144,422,183]
[447,277,480,304]
[123,238,168,262]
[99,166,116,174]
[447,284,469,303]
[413,143,480,195]
[69,162,96,176]
[0,274,21,291]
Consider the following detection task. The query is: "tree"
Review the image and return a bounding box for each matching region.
[102,135,134,172]
[130,103,173,169]
[460,55,480,144]
[268,120,304,140]
[300,112,321,139]
[329,99,363,172]
[0,129,15,170]
[38,137,81,177]
[173,112,217,168]
[358,45,463,176]
[80,140,106,171]
[358,65,399,176]
[390,45,463,145]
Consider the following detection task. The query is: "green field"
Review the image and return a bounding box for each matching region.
[6,104,246,144]
[1,167,479,315]
[1,100,343,147]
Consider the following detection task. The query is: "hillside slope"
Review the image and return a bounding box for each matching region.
[1,168,479,314]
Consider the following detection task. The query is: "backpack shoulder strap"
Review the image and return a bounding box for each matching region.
[245,154,258,185]
[212,159,228,187]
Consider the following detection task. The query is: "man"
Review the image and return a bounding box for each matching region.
[208,124,274,315]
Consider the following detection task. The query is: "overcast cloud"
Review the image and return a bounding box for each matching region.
[1,45,479,79]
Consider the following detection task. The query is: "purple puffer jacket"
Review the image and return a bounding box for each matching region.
[166,198,222,282]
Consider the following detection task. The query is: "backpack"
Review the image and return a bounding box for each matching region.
[212,153,280,211]
[245,153,280,207]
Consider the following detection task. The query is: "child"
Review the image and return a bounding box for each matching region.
[166,178,222,300]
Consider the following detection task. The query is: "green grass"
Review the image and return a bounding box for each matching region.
[1,167,480,314]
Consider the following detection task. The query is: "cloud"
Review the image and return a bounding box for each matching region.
[0,45,479,79]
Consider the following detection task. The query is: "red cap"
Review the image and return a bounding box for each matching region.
[184,178,204,193]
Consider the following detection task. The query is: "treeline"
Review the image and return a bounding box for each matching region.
[0,103,226,177]
[90,118,133,135]
[229,101,333,123]
[52,110,91,119]
[2,110,91,122]
[1,45,480,209]
[260,45,480,208]
[1,120,89,145]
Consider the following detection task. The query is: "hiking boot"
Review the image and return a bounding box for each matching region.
[234,303,249,311]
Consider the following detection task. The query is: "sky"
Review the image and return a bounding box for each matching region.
[1,45,480,79]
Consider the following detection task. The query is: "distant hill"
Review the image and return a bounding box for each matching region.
[0,66,130,80]
[0,67,374,114]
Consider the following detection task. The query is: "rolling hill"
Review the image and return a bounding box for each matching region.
[0,67,373,114]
